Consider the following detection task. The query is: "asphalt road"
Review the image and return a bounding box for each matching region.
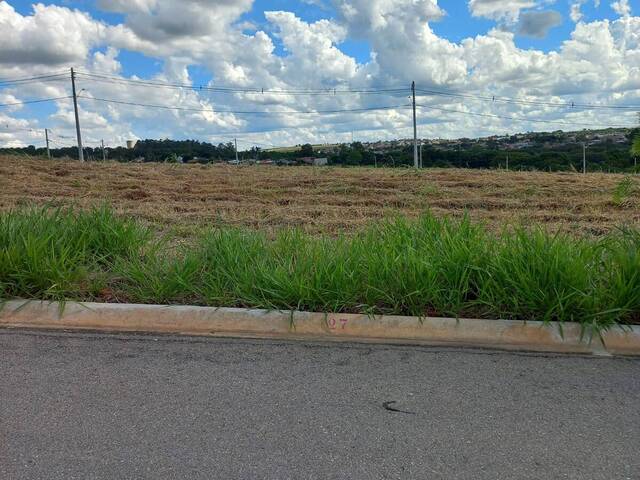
[1,330,639,480]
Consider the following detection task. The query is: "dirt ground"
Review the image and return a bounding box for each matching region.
[2,156,639,236]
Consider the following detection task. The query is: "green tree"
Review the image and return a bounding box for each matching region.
[346,148,363,165]
[164,153,179,163]
[300,143,314,157]
[632,135,640,157]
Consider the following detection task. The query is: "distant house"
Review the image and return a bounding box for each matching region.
[277,159,295,166]
[299,157,328,166]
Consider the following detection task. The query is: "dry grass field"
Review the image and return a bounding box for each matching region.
[2,156,639,236]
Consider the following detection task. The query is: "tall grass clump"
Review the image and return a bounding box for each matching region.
[113,247,203,305]
[612,176,635,207]
[475,230,597,324]
[126,215,489,317]
[593,228,640,328]
[0,206,148,301]
[183,228,359,311]
[352,216,488,317]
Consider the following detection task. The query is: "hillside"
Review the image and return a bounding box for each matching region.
[2,127,637,172]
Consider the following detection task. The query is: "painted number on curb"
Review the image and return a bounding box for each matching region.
[328,318,349,330]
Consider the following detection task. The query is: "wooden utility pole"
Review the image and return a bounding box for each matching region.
[412,81,418,168]
[506,153,509,171]
[45,128,50,159]
[234,138,239,163]
[70,68,84,162]
[101,139,106,161]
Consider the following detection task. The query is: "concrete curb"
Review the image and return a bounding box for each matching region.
[1,300,639,356]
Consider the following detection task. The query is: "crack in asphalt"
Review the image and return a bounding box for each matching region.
[382,401,416,415]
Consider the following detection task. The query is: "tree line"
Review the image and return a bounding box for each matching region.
[2,130,639,172]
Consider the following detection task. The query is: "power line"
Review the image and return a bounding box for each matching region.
[416,88,640,111]
[0,76,68,87]
[49,131,75,140]
[415,103,637,128]
[0,96,72,108]
[73,70,640,110]
[227,137,275,148]
[0,72,69,86]
[47,138,75,148]
[2,69,636,152]
[0,125,44,135]
[73,71,408,96]
[77,94,411,115]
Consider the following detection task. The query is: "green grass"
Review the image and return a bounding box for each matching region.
[0,206,149,301]
[1,206,639,332]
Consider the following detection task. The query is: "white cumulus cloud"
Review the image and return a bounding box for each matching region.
[468,0,539,23]
[612,0,632,17]
[0,0,638,147]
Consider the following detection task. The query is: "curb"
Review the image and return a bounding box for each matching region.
[1,300,639,356]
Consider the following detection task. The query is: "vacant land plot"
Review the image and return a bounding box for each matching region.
[1,156,639,236]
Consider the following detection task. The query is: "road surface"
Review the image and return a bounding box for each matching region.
[1,330,639,479]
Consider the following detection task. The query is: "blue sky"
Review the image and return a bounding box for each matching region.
[0,1,638,147]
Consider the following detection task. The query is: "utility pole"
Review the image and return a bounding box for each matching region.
[234,138,239,163]
[45,128,50,159]
[582,142,586,174]
[101,139,106,162]
[506,152,509,171]
[70,68,84,162]
[412,81,418,169]
[419,141,423,168]
[635,112,639,173]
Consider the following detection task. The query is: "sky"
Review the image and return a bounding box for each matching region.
[0,0,638,149]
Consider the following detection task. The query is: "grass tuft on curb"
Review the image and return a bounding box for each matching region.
[1,206,639,332]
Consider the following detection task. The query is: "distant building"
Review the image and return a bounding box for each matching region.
[277,159,295,166]
[300,157,328,166]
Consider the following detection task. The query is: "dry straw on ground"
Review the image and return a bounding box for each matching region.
[2,156,638,236]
